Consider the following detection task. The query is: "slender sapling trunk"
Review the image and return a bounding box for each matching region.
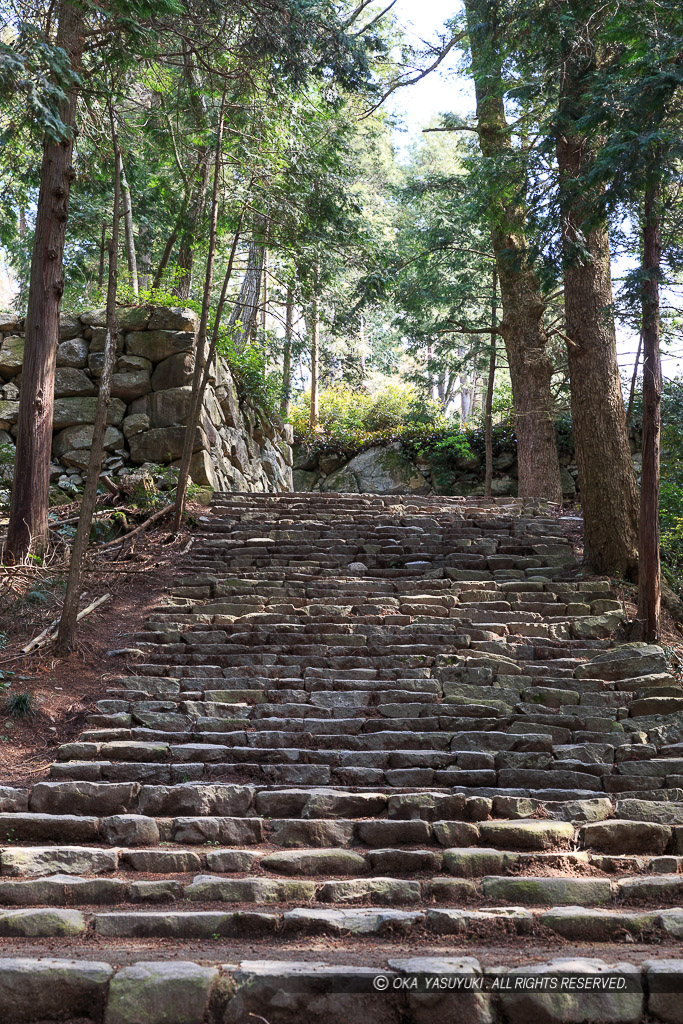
[484,269,498,498]
[172,92,226,532]
[281,281,294,418]
[636,184,662,641]
[55,104,121,653]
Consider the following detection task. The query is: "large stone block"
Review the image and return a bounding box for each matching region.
[390,957,492,1024]
[58,314,82,339]
[53,425,124,459]
[29,781,139,816]
[0,401,19,426]
[575,644,668,680]
[215,381,239,427]
[321,465,360,493]
[118,306,152,331]
[497,958,643,1024]
[294,469,319,491]
[80,308,107,327]
[88,329,125,354]
[131,387,193,427]
[122,414,149,439]
[110,369,151,401]
[0,336,24,377]
[57,337,89,367]
[147,306,198,331]
[646,959,683,1023]
[0,846,118,877]
[128,426,204,464]
[53,368,97,398]
[137,783,253,817]
[188,449,217,488]
[0,957,113,1022]
[151,350,194,390]
[344,444,430,495]
[52,397,126,429]
[126,329,194,362]
[104,961,218,1024]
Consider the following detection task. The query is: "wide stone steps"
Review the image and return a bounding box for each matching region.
[3,955,679,1024]
[4,493,683,1021]
[1,902,683,945]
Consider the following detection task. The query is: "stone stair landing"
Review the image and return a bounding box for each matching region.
[1,492,682,1023]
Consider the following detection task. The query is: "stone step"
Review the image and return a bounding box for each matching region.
[2,815,681,855]
[0,902,679,944]
[8,491,681,997]
[4,868,683,908]
[4,953,675,1024]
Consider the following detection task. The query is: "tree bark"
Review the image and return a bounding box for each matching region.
[56,104,121,653]
[118,151,138,296]
[281,280,294,418]
[261,251,268,336]
[626,331,643,430]
[228,229,265,347]
[556,51,640,577]
[172,91,226,533]
[636,185,662,641]
[174,154,210,300]
[309,272,320,429]
[174,46,210,301]
[464,0,562,502]
[4,1,84,563]
[485,269,498,498]
[97,222,106,291]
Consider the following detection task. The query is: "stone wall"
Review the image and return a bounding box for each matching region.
[0,305,292,503]
[294,440,583,499]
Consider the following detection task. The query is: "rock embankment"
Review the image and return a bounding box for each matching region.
[0,305,292,503]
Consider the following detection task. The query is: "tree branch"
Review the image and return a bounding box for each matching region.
[354,0,399,35]
[359,32,466,119]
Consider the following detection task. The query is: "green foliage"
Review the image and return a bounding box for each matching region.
[405,431,474,465]
[290,383,447,437]
[4,692,33,720]
[216,331,283,413]
[658,379,683,596]
[291,382,476,462]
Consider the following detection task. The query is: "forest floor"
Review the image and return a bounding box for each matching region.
[0,499,202,785]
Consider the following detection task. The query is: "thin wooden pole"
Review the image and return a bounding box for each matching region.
[172,90,227,533]
[56,99,121,653]
[636,183,662,642]
[484,269,498,498]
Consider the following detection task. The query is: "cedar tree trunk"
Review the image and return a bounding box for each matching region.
[5,1,85,563]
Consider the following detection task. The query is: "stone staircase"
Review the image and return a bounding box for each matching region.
[2,492,683,1023]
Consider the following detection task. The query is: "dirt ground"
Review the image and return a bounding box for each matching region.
[0,500,201,785]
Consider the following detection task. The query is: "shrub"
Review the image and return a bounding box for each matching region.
[4,692,33,719]
[290,383,448,440]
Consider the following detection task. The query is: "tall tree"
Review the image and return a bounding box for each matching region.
[4,1,85,563]
[172,89,226,532]
[464,0,562,502]
[638,183,663,639]
[511,0,642,574]
[281,279,295,417]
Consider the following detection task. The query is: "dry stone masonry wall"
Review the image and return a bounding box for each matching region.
[0,306,293,501]
[294,440,581,499]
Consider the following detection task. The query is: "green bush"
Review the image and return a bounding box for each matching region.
[632,377,683,597]
[290,383,448,442]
